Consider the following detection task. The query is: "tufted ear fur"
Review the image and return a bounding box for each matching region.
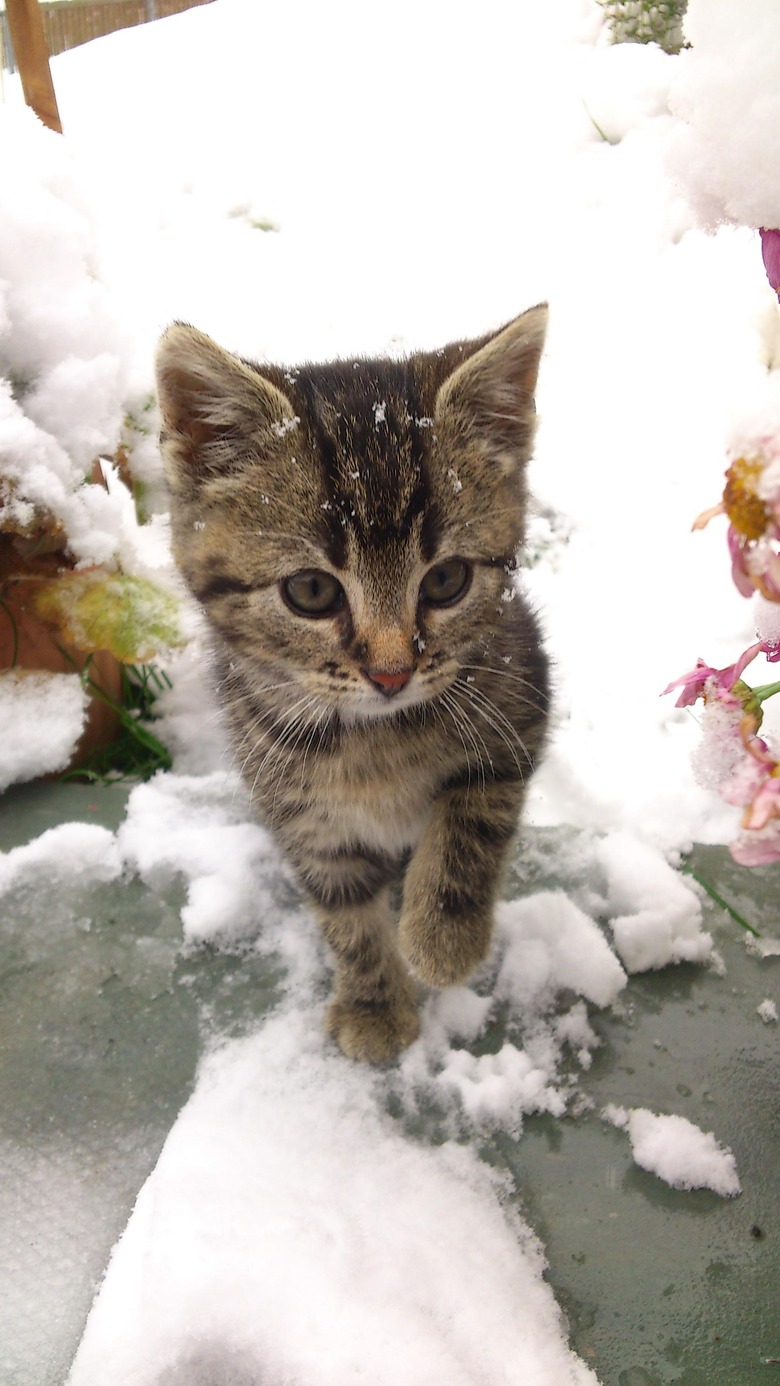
[434,303,548,463]
[155,323,295,493]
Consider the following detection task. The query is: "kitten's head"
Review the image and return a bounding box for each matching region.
[155,306,547,720]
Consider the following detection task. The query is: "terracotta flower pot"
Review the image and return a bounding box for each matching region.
[0,543,123,771]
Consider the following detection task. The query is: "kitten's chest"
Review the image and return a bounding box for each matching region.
[308,734,439,855]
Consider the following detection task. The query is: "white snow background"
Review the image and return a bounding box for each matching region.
[2,0,779,1381]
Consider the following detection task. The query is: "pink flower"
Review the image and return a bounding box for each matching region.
[731,820,780,866]
[662,660,721,707]
[743,774,780,831]
[727,527,758,598]
[662,642,764,708]
[760,228,780,298]
[719,753,770,809]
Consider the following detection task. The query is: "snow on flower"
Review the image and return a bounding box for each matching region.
[665,646,780,863]
[693,450,780,602]
[662,644,765,708]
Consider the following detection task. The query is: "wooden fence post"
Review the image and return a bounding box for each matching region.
[5,0,62,133]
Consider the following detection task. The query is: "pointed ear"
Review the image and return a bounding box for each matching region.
[434,304,548,461]
[155,324,295,492]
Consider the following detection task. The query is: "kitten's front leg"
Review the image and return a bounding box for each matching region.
[398,778,523,987]
[313,887,420,1063]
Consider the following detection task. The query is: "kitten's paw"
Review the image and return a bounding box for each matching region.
[326,995,420,1064]
[399,911,492,989]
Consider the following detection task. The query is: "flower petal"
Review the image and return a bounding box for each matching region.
[760,228,780,297]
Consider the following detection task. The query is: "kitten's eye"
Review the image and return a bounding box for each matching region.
[420,558,471,607]
[282,569,344,616]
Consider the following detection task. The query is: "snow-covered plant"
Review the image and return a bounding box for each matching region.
[599,0,687,55]
[0,110,180,785]
[665,381,780,866]
[665,645,780,866]
[662,8,780,868]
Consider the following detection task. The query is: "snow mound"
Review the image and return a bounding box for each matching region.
[604,1104,741,1197]
[118,771,282,946]
[668,0,780,229]
[595,832,713,971]
[0,820,122,896]
[495,891,628,1009]
[0,670,87,791]
[67,1015,599,1386]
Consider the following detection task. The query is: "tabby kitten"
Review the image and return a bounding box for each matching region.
[155,306,549,1062]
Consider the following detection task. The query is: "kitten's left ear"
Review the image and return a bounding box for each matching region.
[155,322,295,493]
[435,303,548,461]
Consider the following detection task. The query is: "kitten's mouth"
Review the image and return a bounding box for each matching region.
[338,660,458,723]
[344,682,422,722]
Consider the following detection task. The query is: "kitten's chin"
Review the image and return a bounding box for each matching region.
[340,684,427,725]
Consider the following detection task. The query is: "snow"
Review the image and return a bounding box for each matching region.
[667,0,780,229]
[757,998,778,1024]
[0,670,87,790]
[494,892,627,1008]
[2,0,780,1379]
[594,833,713,971]
[68,1015,598,1386]
[0,819,121,894]
[118,771,282,947]
[603,1105,742,1198]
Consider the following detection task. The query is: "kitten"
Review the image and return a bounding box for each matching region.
[155,306,549,1062]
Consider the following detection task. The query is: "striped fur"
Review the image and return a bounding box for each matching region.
[156,307,549,1061]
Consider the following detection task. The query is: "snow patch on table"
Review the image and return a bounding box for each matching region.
[595,833,713,971]
[0,819,122,896]
[67,1014,599,1386]
[603,1104,741,1197]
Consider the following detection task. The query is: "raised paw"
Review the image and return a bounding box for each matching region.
[326,994,420,1064]
[399,906,493,989]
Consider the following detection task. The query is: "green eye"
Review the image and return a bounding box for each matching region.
[420,558,471,606]
[282,569,344,616]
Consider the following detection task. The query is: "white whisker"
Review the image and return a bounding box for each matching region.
[454,681,532,781]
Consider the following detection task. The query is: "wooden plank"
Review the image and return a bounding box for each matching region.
[34,0,214,60]
[6,0,62,132]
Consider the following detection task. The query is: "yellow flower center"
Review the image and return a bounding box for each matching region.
[723,457,770,541]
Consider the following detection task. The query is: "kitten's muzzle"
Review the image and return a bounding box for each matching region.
[363,667,413,697]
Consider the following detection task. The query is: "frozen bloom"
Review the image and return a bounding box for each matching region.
[662,643,765,708]
[692,694,754,795]
[743,773,780,831]
[662,660,720,708]
[719,753,770,810]
[724,456,771,541]
[760,229,780,299]
[727,526,760,599]
[719,713,780,864]
[731,819,780,866]
[695,453,780,602]
[666,655,780,868]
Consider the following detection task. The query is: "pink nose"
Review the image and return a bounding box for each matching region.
[364,667,412,696]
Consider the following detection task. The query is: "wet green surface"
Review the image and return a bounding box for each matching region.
[0,785,778,1386]
[0,782,282,1386]
[502,946,780,1385]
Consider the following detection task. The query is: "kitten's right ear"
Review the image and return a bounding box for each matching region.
[434,304,548,466]
[155,323,295,490]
